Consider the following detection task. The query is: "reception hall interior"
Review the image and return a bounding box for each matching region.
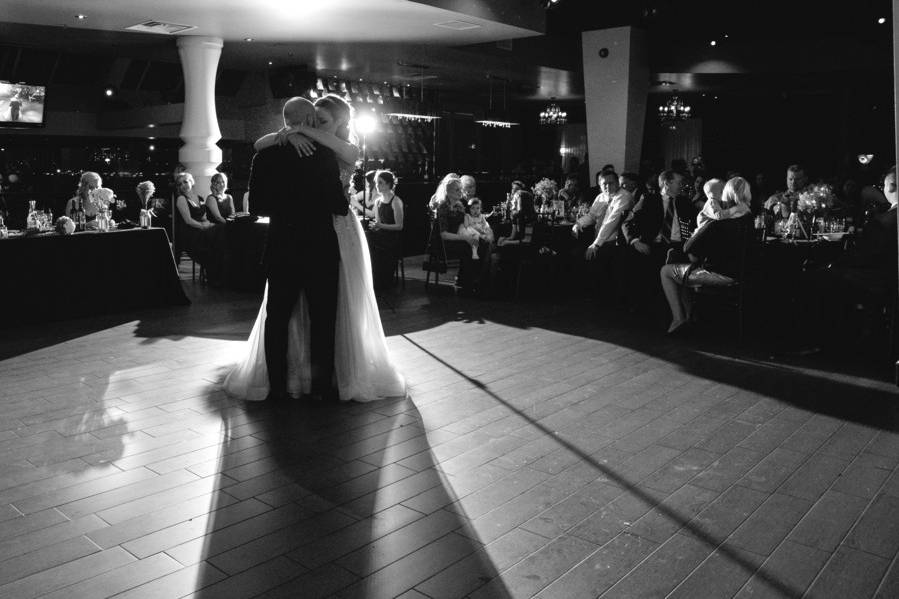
[1,0,899,597]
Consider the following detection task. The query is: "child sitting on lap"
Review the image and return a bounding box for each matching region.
[457,197,494,259]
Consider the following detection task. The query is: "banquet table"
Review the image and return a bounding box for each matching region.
[0,227,189,327]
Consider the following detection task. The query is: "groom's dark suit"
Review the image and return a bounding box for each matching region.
[247,143,348,398]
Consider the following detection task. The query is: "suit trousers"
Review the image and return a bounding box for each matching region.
[264,232,340,396]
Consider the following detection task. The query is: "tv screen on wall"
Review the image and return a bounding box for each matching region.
[0,82,46,127]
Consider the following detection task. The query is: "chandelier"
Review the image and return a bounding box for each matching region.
[658,95,692,129]
[539,102,567,126]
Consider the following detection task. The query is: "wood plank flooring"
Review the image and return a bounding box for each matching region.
[1,262,898,598]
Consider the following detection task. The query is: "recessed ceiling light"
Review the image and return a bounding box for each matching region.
[244,37,253,42]
[147,123,156,128]
[267,61,273,65]
[104,87,114,97]
[710,40,717,47]
[878,17,886,24]
[724,34,729,38]
[148,145,155,151]
[75,14,86,20]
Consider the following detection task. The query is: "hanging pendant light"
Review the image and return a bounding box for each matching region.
[658,94,692,129]
[539,99,567,126]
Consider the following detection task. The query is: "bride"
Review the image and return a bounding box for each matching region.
[224,94,406,402]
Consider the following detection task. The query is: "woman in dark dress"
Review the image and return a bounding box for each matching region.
[368,170,404,292]
[660,176,753,334]
[174,172,223,282]
[204,172,235,224]
[434,174,489,292]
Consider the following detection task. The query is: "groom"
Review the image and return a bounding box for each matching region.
[247,96,348,402]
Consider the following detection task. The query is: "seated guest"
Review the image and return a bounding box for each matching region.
[355,170,377,218]
[619,172,644,205]
[690,173,708,213]
[429,172,460,214]
[461,175,477,202]
[368,169,404,292]
[694,178,748,229]
[461,197,494,249]
[347,169,366,216]
[622,170,696,311]
[764,164,808,220]
[572,169,634,262]
[797,166,898,351]
[490,190,537,294]
[205,172,235,224]
[64,171,103,223]
[660,176,753,334]
[558,174,582,213]
[434,174,489,292]
[173,172,222,282]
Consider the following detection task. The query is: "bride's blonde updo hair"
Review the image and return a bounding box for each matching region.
[314,94,355,143]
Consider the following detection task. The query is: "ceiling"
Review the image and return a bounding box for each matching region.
[0,0,894,105]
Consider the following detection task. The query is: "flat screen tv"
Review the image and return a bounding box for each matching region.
[0,82,46,128]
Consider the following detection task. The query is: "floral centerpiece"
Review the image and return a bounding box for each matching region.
[797,183,835,216]
[532,178,558,208]
[793,183,835,238]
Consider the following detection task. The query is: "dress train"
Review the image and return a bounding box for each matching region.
[223,212,406,402]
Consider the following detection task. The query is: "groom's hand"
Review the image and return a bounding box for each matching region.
[287,133,315,157]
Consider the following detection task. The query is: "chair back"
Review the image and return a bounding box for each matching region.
[422,216,449,274]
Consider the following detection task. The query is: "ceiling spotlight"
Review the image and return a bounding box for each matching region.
[75,14,86,20]
[354,112,377,136]
[710,40,717,47]
[267,61,273,66]
[244,37,253,42]
[148,144,155,152]
[147,123,156,128]
[858,153,874,165]
[104,87,114,97]
[878,17,886,24]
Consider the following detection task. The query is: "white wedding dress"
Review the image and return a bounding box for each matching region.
[223,171,406,402]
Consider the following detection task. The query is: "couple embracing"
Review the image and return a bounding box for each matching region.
[224,95,405,403]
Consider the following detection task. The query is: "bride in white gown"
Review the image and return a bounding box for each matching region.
[224,95,405,402]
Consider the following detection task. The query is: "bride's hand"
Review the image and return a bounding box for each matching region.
[275,126,296,146]
[287,133,315,157]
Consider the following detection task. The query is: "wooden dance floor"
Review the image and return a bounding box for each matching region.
[1,264,898,598]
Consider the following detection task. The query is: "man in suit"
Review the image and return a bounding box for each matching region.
[622,169,695,311]
[248,97,348,402]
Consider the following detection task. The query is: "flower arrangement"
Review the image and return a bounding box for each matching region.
[796,183,835,216]
[89,187,116,211]
[532,178,558,207]
[55,216,75,235]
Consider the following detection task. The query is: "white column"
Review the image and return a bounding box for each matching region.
[581,27,649,180]
[177,36,223,199]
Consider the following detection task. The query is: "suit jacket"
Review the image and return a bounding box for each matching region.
[840,205,897,278]
[248,144,347,267]
[622,192,696,245]
[683,214,752,279]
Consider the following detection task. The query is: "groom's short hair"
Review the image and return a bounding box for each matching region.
[283,96,315,128]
